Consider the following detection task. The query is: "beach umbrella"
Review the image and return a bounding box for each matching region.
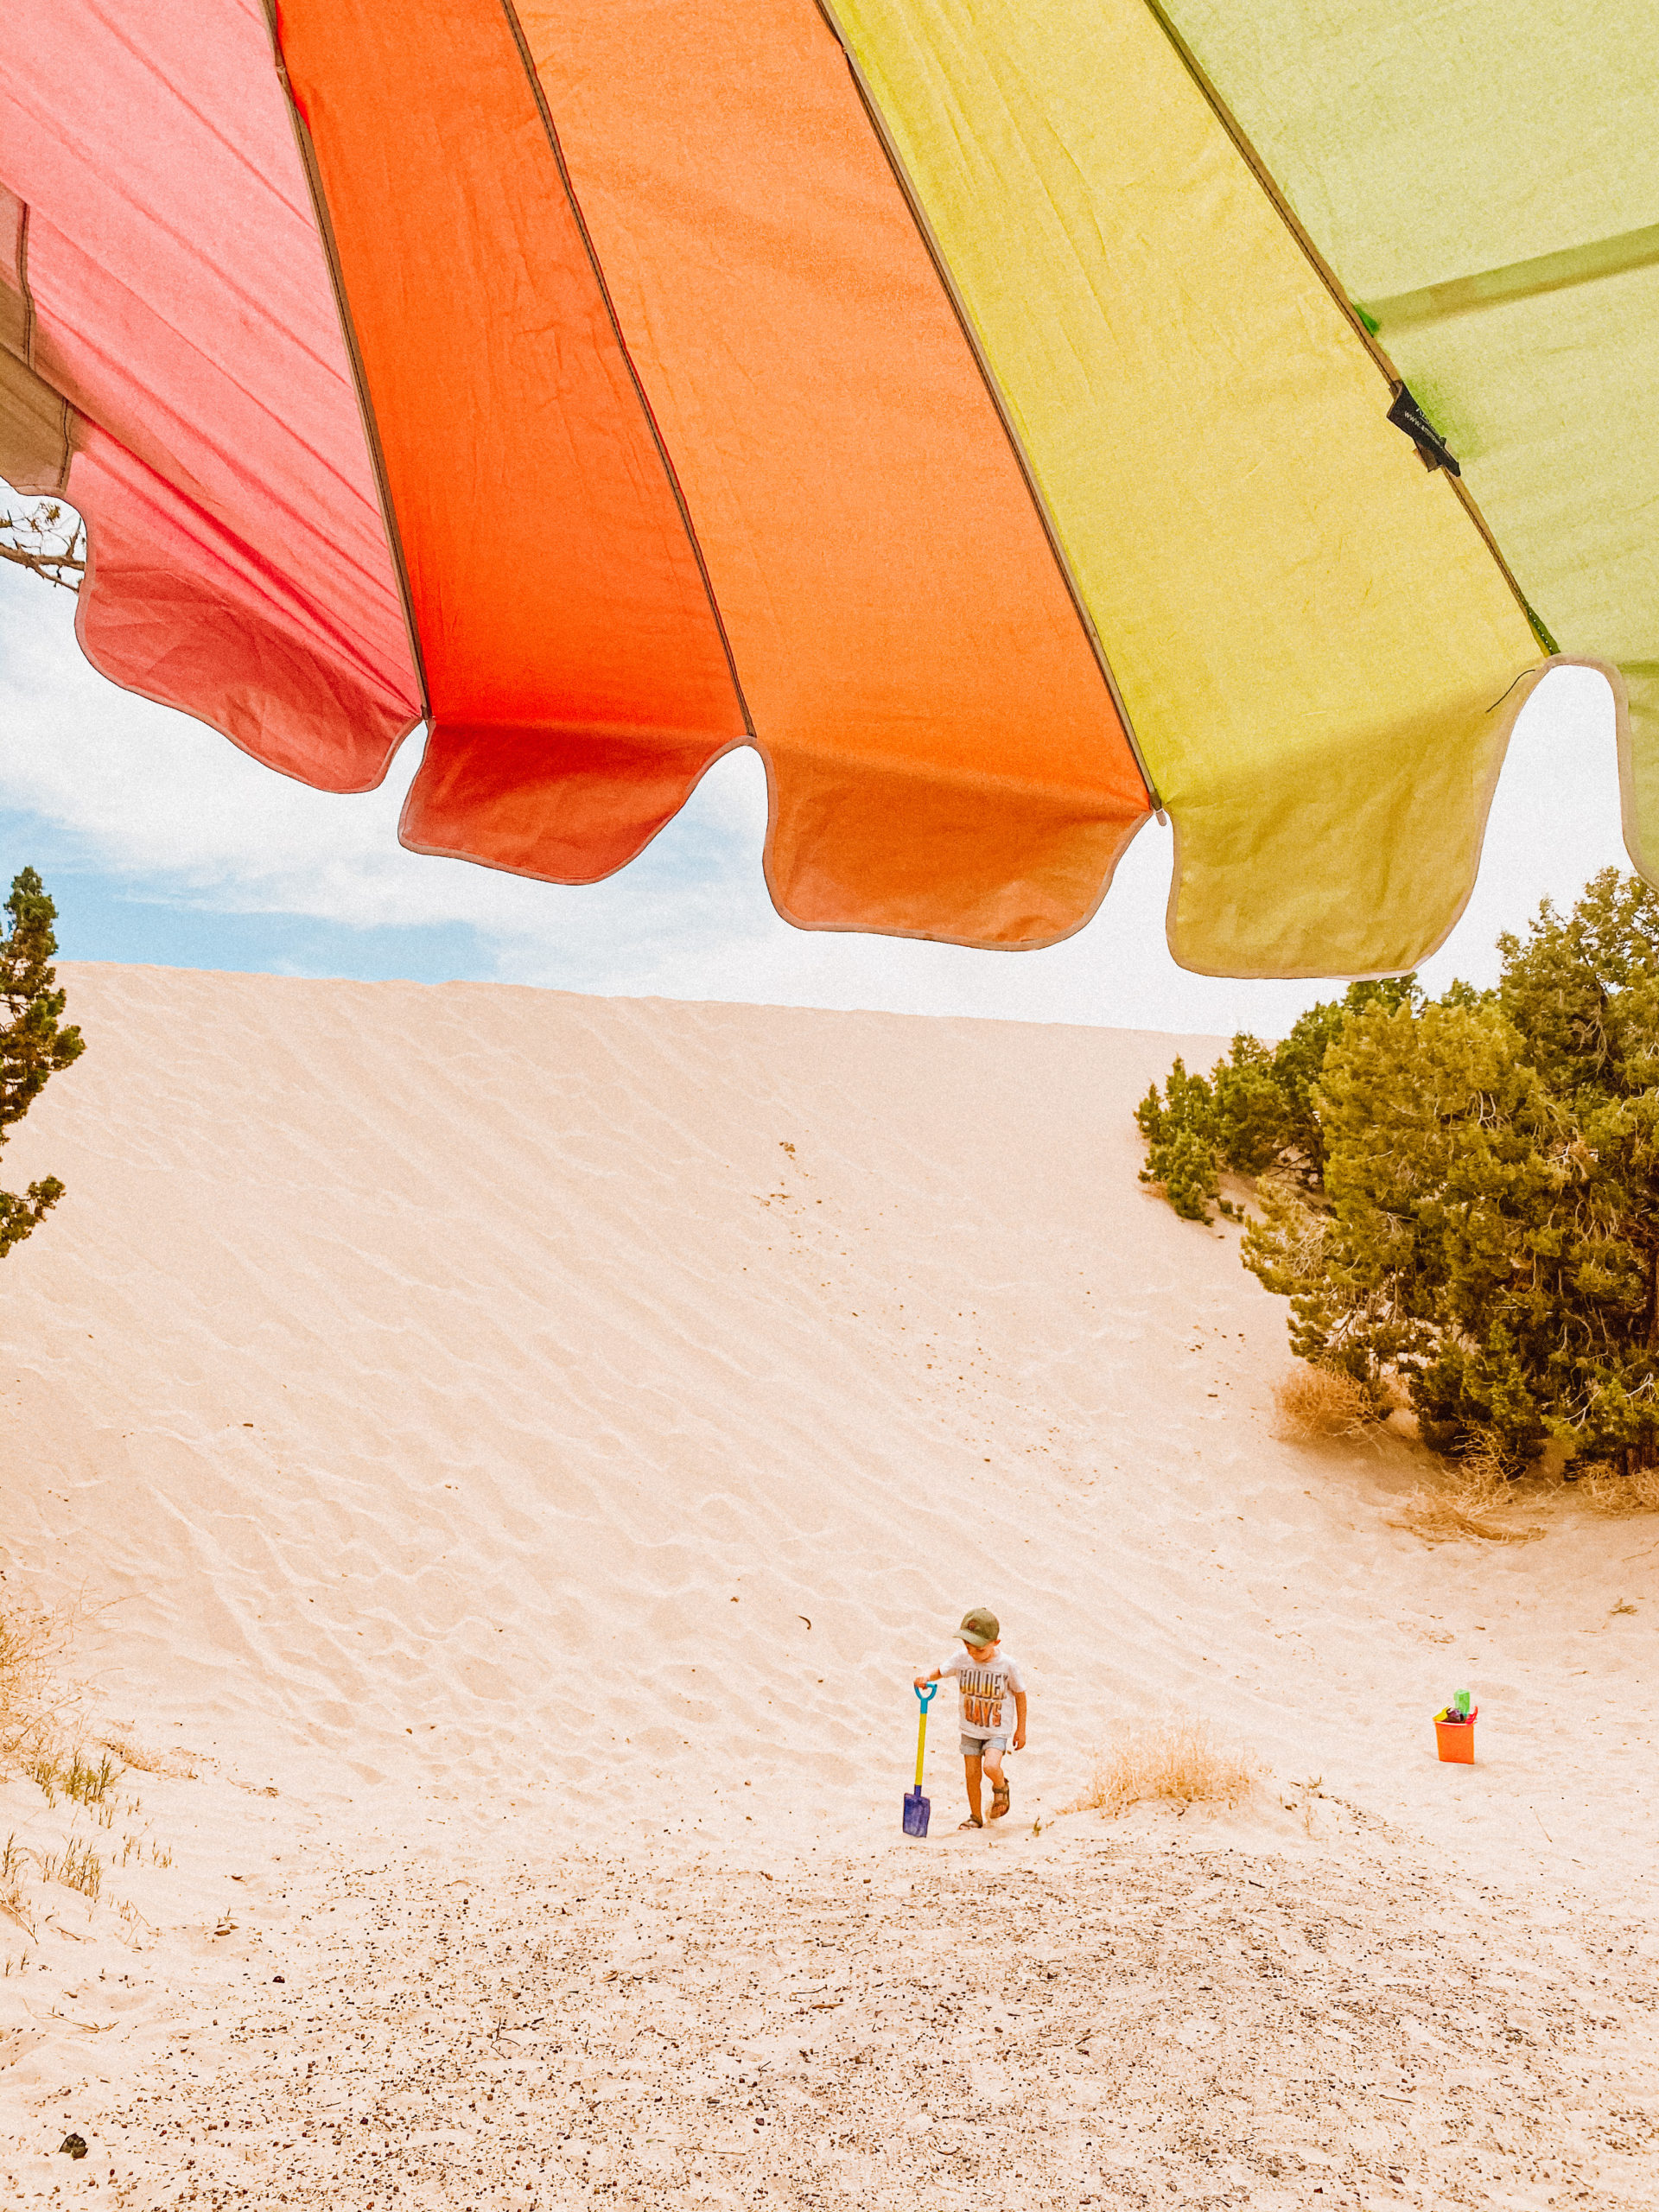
[2,1,1652,975]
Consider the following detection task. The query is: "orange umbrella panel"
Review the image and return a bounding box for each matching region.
[514,0,1151,946]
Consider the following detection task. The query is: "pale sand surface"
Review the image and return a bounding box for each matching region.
[1,964,1656,2205]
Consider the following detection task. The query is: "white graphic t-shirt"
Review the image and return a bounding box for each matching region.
[940,1649,1026,1740]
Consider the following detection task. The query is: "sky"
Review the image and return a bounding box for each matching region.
[0,556,1631,1042]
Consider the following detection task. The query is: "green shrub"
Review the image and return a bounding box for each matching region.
[0,867,85,1255]
[1135,979,1418,1221]
[1140,870,1659,1473]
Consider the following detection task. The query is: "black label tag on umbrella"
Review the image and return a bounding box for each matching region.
[1387,383,1461,476]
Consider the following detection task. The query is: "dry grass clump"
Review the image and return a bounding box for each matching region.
[24,1748,121,1809]
[1072,1719,1257,1818]
[0,1599,73,1764]
[1390,1484,1540,1546]
[38,1838,102,1902]
[1272,1363,1376,1442]
[1576,1462,1659,1516]
[1388,1439,1545,1547]
[0,1832,30,1934]
[98,1733,197,1781]
[0,1607,168,1944]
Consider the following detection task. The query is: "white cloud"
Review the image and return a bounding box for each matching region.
[0,561,1630,1034]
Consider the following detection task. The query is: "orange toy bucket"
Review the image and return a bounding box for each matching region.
[1433,1707,1478,1763]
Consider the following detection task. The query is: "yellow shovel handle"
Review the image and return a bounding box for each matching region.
[914,1705,929,1788]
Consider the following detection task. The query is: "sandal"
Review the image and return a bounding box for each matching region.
[988,1781,1011,1821]
[957,1816,983,1830]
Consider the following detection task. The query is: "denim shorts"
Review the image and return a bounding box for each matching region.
[962,1733,1009,1760]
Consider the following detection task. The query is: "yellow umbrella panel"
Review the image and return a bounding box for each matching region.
[829,0,1548,977]
[1157,0,1659,891]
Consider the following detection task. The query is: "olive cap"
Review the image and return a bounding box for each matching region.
[958,1607,1000,1644]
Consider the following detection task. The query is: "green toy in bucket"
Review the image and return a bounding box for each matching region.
[1433,1688,1477,1764]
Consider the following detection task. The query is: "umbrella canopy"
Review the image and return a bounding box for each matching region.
[2,0,1649,974]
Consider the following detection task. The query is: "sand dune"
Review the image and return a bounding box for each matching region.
[2,964,1656,2203]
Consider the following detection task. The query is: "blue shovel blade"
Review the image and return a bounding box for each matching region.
[903,1786,931,1838]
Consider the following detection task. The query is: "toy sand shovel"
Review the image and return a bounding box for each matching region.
[904,1682,938,1836]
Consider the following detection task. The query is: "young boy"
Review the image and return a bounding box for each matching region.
[914,1606,1027,1829]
